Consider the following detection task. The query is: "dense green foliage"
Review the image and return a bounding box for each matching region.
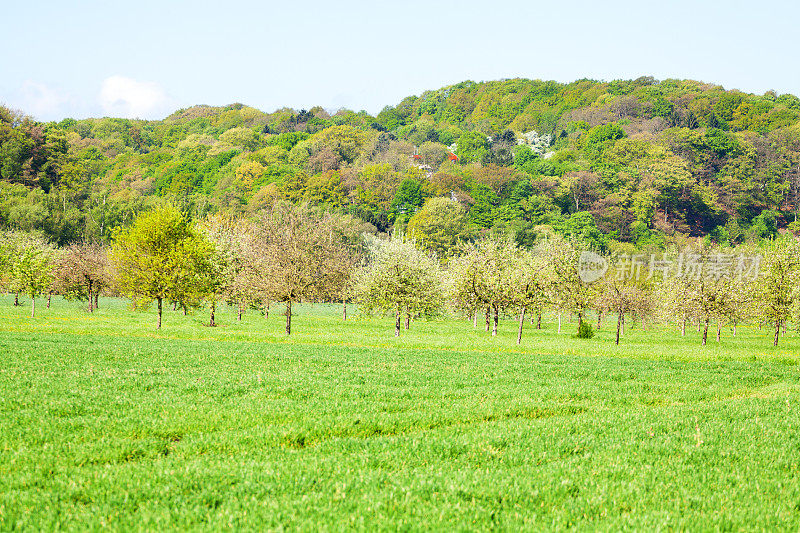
[2,298,800,530]
[4,77,800,249]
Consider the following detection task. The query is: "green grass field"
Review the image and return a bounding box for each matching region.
[2,297,800,531]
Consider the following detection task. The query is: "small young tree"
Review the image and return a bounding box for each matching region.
[598,267,653,345]
[10,234,56,318]
[687,273,729,346]
[247,201,355,335]
[312,212,369,321]
[513,248,553,344]
[53,242,108,313]
[756,237,800,346]
[659,273,694,336]
[0,230,49,306]
[544,236,596,335]
[196,213,242,326]
[449,238,521,337]
[110,205,214,329]
[354,234,444,336]
[449,248,487,328]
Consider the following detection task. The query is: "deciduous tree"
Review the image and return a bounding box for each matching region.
[355,234,443,336]
[110,205,214,329]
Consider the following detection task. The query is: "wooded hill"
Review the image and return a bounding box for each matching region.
[2,76,800,251]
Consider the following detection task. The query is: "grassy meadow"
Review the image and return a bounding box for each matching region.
[2,296,800,531]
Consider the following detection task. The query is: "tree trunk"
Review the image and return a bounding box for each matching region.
[716,322,721,342]
[492,305,499,337]
[14,292,19,306]
[558,312,562,334]
[395,309,401,337]
[537,313,542,330]
[31,297,36,319]
[576,312,583,336]
[702,319,709,346]
[774,321,780,347]
[210,301,216,327]
[681,316,686,337]
[404,309,410,330]
[94,291,99,310]
[88,281,94,312]
[485,307,490,332]
[616,310,622,345]
[264,303,269,319]
[157,297,163,330]
[733,320,737,337]
[285,300,292,335]
[47,292,52,309]
[473,310,478,328]
[621,314,625,337]
[238,302,243,321]
[517,307,525,345]
[597,310,602,330]
[183,304,188,316]
[173,301,177,311]
[342,300,347,321]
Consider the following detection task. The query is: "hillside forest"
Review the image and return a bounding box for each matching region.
[3,76,800,252]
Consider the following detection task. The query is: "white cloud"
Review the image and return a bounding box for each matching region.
[99,76,169,119]
[18,81,70,120]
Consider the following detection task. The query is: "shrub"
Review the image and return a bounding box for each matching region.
[576,320,595,339]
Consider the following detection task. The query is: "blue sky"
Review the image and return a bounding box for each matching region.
[2,0,797,121]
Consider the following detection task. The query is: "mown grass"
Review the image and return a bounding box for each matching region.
[1,297,800,531]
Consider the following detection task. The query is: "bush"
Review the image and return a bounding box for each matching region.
[575,320,595,339]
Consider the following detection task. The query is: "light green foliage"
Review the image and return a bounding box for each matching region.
[543,235,597,332]
[110,205,214,328]
[455,131,490,163]
[0,230,55,316]
[406,197,473,258]
[449,238,522,335]
[5,77,800,248]
[757,237,800,345]
[310,125,372,164]
[354,234,444,334]
[585,123,626,154]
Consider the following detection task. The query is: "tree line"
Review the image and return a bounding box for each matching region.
[2,201,799,347]
[4,76,800,255]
